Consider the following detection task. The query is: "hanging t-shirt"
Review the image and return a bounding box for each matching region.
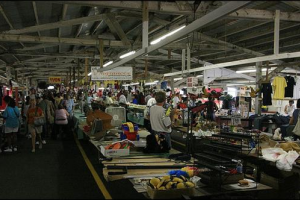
[272,76,287,100]
[293,77,300,99]
[261,83,273,106]
[284,76,296,98]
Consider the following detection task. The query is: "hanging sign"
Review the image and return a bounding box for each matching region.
[49,77,61,84]
[187,77,198,87]
[91,66,132,81]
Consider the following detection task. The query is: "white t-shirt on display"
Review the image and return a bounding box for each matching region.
[293,77,300,99]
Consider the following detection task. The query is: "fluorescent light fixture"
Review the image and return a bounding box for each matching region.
[174,77,183,81]
[130,82,139,86]
[150,25,186,45]
[196,75,203,78]
[236,68,270,74]
[48,86,54,90]
[120,51,136,59]
[154,80,159,83]
[145,82,158,86]
[103,61,113,67]
[88,72,92,76]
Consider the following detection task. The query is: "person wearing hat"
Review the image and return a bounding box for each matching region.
[285,100,295,117]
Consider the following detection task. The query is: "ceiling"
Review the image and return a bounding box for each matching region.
[0,1,300,85]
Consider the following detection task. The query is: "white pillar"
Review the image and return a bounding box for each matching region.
[142,1,148,49]
[274,10,280,55]
[255,62,262,115]
[6,65,11,85]
[187,45,191,71]
[182,49,186,73]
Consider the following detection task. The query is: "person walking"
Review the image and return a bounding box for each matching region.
[22,96,31,139]
[53,104,69,140]
[27,99,44,153]
[2,96,20,152]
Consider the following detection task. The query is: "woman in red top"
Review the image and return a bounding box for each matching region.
[27,99,44,153]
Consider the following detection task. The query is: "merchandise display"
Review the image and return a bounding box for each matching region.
[3,1,300,199]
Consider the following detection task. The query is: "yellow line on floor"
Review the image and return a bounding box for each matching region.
[74,133,112,199]
[171,139,186,147]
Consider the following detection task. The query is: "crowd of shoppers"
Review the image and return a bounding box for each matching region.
[0,91,75,153]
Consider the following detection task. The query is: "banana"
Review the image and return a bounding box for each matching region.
[156,180,165,189]
[180,175,187,182]
[185,181,195,188]
[158,186,166,190]
[150,178,160,189]
[165,182,174,190]
[173,177,184,183]
[177,182,186,189]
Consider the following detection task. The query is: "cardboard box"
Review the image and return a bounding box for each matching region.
[100,146,130,157]
[147,186,195,199]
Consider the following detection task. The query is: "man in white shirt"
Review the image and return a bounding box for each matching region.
[285,100,295,117]
[105,92,113,105]
[119,91,128,105]
[150,91,173,149]
[172,93,180,108]
[145,92,152,105]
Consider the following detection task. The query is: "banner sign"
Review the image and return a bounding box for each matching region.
[49,77,61,84]
[91,66,132,81]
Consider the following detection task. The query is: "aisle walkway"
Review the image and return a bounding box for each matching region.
[0,134,104,199]
[0,132,146,199]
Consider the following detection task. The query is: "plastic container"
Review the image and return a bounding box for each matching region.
[123,130,137,141]
[122,123,139,141]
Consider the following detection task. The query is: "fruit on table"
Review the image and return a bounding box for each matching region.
[177,182,186,189]
[150,178,160,189]
[185,182,195,188]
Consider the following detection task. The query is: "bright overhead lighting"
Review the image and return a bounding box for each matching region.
[145,82,158,86]
[88,72,92,76]
[150,25,186,45]
[236,68,271,74]
[48,86,54,90]
[236,69,256,74]
[120,51,136,59]
[154,80,159,83]
[130,82,139,86]
[174,77,183,81]
[196,75,203,78]
[103,61,113,67]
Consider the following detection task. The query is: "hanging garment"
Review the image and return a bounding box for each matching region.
[261,82,272,106]
[285,76,296,98]
[272,76,287,100]
[293,77,300,99]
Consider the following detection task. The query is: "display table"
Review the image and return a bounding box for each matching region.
[73,110,88,140]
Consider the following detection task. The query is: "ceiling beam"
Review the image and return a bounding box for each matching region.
[3,14,106,35]
[99,1,251,72]
[32,1,46,53]
[16,44,57,51]
[47,1,194,15]
[228,8,300,22]
[198,33,284,65]
[164,52,300,77]
[281,1,300,10]
[104,13,131,46]
[59,4,68,53]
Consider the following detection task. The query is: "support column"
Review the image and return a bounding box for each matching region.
[142,1,149,49]
[6,65,11,86]
[171,78,174,95]
[85,58,88,83]
[274,10,280,55]
[15,70,18,81]
[99,39,104,68]
[182,49,186,73]
[69,67,72,88]
[187,45,191,71]
[255,62,262,115]
[73,66,75,89]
